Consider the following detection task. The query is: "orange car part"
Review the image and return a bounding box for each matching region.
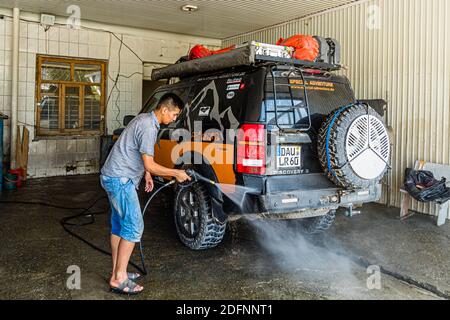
[154,139,236,185]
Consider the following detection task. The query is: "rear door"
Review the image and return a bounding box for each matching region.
[263,68,310,175]
[263,69,355,176]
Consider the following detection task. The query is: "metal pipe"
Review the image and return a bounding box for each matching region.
[10,7,20,169]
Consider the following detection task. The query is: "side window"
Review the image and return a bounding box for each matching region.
[168,87,191,129]
[141,87,191,115]
[141,91,166,114]
[140,87,192,134]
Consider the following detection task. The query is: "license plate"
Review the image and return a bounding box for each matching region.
[277,145,301,168]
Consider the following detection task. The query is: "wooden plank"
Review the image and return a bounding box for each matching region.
[400,189,415,221]
[36,57,42,136]
[60,84,65,132]
[422,162,450,186]
[41,80,102,86]
[15,126,21,170]
[39,55,107,65]
[22,127,29,180]
[80,85,85,132]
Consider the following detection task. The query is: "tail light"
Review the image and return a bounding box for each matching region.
[236,124,266,175]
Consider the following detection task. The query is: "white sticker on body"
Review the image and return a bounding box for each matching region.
[199,106,211,117]
[226,84,240,91]
[227,77,242,84]
[226,91,235,99]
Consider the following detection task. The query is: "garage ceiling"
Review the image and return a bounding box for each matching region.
[0,0,359,39]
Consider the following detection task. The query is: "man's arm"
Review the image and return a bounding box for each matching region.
[142,154,191,183]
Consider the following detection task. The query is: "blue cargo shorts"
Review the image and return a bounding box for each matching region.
[100,175,144,243]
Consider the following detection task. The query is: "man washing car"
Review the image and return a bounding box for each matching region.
[100,93,191,295]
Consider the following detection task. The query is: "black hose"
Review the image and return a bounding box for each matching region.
[0,179,176,277]
[0,200,104,211]
[136,180,175,275]
[60,180,175,276]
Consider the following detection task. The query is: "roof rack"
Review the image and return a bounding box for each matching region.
[151,41,341,81]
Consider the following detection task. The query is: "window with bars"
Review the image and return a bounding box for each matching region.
[36,56,106,136]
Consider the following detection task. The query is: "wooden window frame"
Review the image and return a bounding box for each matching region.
[36,55,107,137]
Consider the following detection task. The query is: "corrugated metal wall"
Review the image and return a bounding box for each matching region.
[224,0,450,219]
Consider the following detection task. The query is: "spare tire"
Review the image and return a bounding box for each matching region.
[318,103,390,189]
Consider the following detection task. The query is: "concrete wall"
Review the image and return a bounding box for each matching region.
[0,8,221,178]
[224,0,450,219]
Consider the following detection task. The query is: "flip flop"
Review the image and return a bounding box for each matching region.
[110,279,143,296]
[127,272,142,281]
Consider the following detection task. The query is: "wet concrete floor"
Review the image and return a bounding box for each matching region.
[0,175,448,300]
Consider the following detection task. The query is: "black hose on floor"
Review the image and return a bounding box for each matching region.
[0,180,175,277]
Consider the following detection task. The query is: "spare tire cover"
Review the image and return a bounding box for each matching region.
[318,103,390,189]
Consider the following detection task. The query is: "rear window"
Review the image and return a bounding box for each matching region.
[263,77,309,129]
[263,75,355,129]
[140,86,191,129]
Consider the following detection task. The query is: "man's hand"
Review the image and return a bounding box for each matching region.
[142,154,191,184]
[145,172,154,193]
[174,170,192,183]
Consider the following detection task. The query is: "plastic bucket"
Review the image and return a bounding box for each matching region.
[8,169,24,188]
[4,173,19,191]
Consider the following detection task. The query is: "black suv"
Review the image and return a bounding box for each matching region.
[119,42,391,250]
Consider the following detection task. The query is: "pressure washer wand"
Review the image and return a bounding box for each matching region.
[185,169,216,186]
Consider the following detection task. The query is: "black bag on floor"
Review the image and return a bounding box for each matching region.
[404,169,450,204]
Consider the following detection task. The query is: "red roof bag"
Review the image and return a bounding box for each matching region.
[276,35,319,62]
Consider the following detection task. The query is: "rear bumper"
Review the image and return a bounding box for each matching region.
[229,173,382,215]
[258,183,381,215]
